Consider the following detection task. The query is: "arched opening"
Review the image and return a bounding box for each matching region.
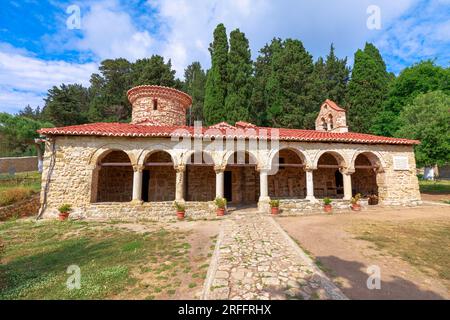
[186,152,215,201]
[314,152,345,199]
[225,151,259,204]
[352,153,380,202]
[321,118,327,131]
[328,114,333,130]
[94,150,133,202]
[269,149,306,199]
[142,151,175,202]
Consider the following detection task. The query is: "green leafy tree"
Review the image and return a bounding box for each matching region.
[131,55,177,87]
[204,23,229,125]
[0,113,53,157]
[346,43,390,133]
[396,91,450,167]
[265,39,314,128]
[224,29,252,123]
[372,61,450,136]
[250,38,282,126]
[183,62,206,125]
[42,83,90,126]
[19,105,42,120]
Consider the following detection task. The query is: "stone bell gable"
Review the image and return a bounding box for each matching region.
[315,99,348,133]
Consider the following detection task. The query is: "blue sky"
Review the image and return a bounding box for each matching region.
[0,0,449,114]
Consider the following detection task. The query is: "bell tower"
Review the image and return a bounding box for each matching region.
[127,85,192,126]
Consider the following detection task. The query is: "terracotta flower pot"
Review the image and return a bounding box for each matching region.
[323,204,332,213]
[271,207,279,215]
[176,211,185,220]
[58,212,69,221]
[351,203,361,211]
[216,208,225,216]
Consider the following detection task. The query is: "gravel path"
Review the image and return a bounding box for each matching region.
[202,209,346,300]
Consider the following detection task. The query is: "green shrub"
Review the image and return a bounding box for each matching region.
[351,193,362,204]
[323,197,332,205]
[0,187,33,207]
[215,197,227,209]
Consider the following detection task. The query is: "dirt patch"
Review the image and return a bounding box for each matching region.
[421,193,450,202]
[276,204,450,299]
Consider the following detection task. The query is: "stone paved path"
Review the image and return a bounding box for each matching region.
[202,209,347,300]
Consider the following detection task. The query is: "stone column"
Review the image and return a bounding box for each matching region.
[258,168,271,213]
[175,165,185,202]
[214,166,225,199]
[342,169,354,201]
[132,165,144,202]
[305,168,316,202]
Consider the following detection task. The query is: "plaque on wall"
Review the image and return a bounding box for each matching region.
[393,156,409,171]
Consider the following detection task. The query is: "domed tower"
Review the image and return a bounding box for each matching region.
[127,85,192,126]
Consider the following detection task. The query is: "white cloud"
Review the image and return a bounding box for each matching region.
[75,0,155,61]
[0,44,97,113]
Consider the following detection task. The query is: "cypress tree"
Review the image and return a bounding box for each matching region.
[183,62,206,125]
[204,23,229,125]
[224,29,252,124]
[346,43,390,133]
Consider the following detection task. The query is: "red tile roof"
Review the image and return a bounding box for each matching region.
[324,99,346,112]
[38,122,419,145]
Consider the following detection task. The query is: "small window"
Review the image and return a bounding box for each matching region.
[152,99,158,110]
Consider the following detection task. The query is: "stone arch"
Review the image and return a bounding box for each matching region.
[268,147,311,169]
[349,150,386,172]
[141,150,176,202]
[88,143,137,167]
[137,145,178,167]
[92,149,134,203]
[312,150,348,169]
[182,150,215,166]
[224,150,258,166]
[268,147,307,200]
[185,151,216,201]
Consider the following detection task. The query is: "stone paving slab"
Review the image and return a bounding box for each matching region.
[202,209,347,300]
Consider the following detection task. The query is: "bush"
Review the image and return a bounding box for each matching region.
[0,187,34,207]
[215,198,227,209]
[323,197,332,205]
[351,193,362,204]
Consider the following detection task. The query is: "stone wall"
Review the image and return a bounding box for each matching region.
[39,135,421,220]
[0,156,38,174]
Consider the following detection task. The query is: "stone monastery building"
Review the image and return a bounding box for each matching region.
[38,85,421,219]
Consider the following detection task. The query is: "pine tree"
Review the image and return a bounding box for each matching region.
[346,43,390,133]
[183,62,206,125]
[131,55,176,87]
[204,23,229,125]
[224,29,252,124]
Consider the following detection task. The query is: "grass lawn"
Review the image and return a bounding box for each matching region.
[419,179,450,194]
[0,219,213,300]
[351,219,450,285]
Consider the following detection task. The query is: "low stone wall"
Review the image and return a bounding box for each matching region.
[0,156,38,174]
[0,194,40,221]
[277,198,370,215]
[42,201,216,221]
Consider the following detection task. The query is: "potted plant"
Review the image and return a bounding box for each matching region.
[58,204,72,221]
[368,194,379,205]
[215,198,227,216]
[174,201,185,220]
[323,198,332,213]
[269,199,280,215]
[351,193,362,211]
